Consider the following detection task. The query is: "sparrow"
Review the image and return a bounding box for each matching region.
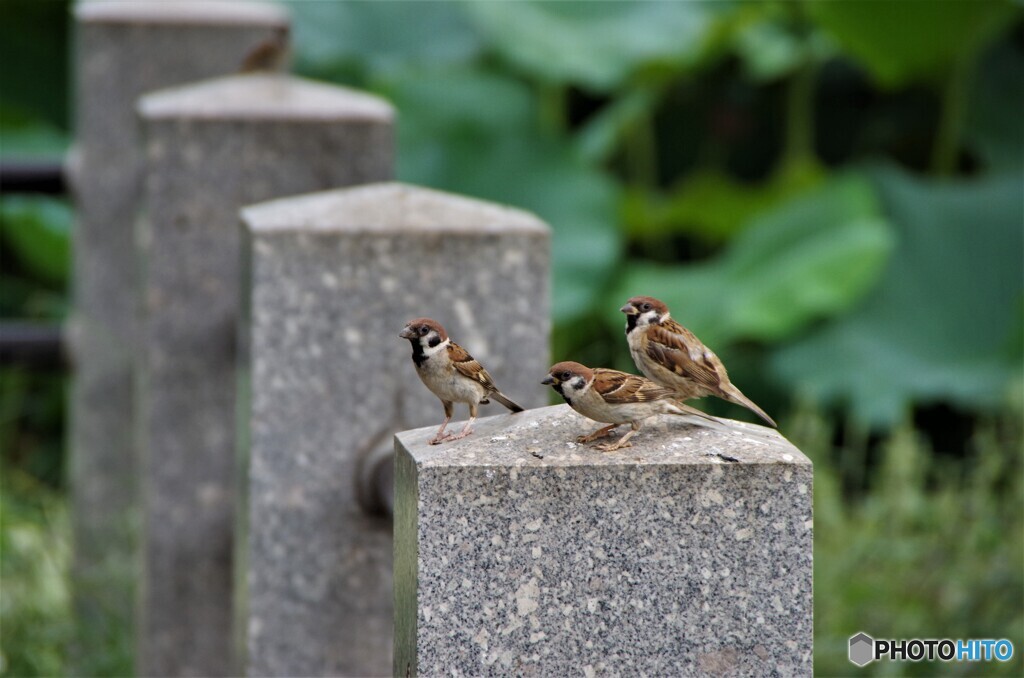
[400,318,523,445]
[620,295,776,427]
[239,26,290,73]
[542,361,724,451]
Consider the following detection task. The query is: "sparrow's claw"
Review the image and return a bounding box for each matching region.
[444,427,473,442]
[596,441,632,452]
[577,424,618,444]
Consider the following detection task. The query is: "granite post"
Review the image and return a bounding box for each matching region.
[240,182,551,676]
[136,75,393,676]
[395,405,813,676]
[68,2,287,666]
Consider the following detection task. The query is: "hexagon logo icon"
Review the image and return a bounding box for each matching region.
[849,632,875,667]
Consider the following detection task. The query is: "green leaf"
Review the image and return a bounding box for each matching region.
[0,195,71,286]
[290,0,481,80]
[624,158,825,245]
[771,165,1024,426]
[806,0,1018,87]
[609,173,894,348]
[378,68,621,320]
[464,1,732,91]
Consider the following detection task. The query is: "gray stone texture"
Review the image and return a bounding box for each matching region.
[241,182,551,676]
[137,75,393,676]
[395,404,813,677]
[69,0,288,667]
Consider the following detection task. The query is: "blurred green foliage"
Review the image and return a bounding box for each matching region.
[1,1,1021,676]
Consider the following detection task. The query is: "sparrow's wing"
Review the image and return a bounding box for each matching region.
[593,369,674,404]
[448,342,498,391]
[645,321,726,388]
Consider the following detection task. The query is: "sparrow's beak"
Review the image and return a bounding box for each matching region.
[620,304,637,315]
[398,327,415,339]
[541,375,556,386]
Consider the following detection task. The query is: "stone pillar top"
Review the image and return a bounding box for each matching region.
[75,0,288,27]
[397,403,807,469]
[137,74,394,122]
[242,182,551,235]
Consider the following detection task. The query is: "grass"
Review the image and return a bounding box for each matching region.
[0,468,72,677]
[0,402,1021,676]
[790,399,1024,676]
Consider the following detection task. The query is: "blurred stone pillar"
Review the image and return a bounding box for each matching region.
[68,1,287,670]
[136,74,393,676]
[239,183,550,676]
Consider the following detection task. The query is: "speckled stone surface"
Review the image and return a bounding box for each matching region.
[241,182,550,677]
[395,405,812,677]
[137,75,392,677]
[68,3,287,673]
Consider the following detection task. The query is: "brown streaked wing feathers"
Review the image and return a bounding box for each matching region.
[645,322,724,390]
[448,342,497,391]
[592,369,674,403]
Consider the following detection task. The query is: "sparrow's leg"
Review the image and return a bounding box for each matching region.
[596,421,641,451]
[444,402,478,442]
[428,401,455,445]
[576,424,618,444]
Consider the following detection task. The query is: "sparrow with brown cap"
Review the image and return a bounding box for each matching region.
[400,318,523,445]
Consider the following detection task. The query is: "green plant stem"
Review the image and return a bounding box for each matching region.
[784,60,818,168]
[931,55,971,177]
[624,109,658,189]
[538,82,566,135]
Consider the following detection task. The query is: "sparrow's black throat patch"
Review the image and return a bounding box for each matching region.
[410,339,428,367]
[625,314,638,334]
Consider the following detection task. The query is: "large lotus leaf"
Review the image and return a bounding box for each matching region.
[289,0,481,77]
[0,195,71,286]
[609,173,893,349]
[733,12,836,82]
[771,166,1024,426]
[806,0,1017,87]
[464,1,732,91]
[379,69,621,320]
[623,159,825,245]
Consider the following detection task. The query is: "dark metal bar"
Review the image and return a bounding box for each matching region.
[374,451,394,518]
[0,159,66,194]
[0,322,67,369]
[357,444,395,519]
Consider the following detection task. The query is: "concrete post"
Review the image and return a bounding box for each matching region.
[395,405,813,676]
[239,182,551,676]
[68,3,288,666]
[136,75,393,676]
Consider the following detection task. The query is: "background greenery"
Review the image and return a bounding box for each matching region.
[1,1,1021,676]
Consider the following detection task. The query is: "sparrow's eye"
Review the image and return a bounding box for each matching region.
[419,326,429,336]
[641,302,652,311]
[561,371,571,380]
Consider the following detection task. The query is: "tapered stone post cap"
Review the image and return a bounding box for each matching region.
[396,403,804,467]
[137,73,394,122]
[76,0,288,26]
[242,182,550,235]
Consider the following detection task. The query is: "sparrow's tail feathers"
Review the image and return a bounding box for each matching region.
[723,387,776,428]
[667,401,732,434]
[668,400,779,442]
[491,390,525,413]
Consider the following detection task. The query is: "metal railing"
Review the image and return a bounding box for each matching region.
[0,158,67,370]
